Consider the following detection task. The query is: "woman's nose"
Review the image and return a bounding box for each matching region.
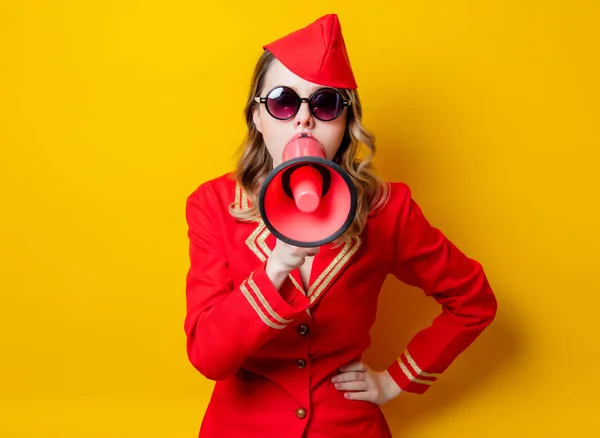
[295,101,314,128]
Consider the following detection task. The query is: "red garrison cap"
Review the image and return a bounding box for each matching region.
[263,14,358,89]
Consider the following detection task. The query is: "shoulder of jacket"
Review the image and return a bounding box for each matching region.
[187,172,251,213]
[370,180,411,216]
[187,172,233,198]
[388,181,411,197]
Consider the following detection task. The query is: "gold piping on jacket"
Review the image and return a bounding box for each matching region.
[404,350,441,378]
[257,225,271,260]
[234,181,251,213]
[248,275,293,325]
[308,236,361,305]
[398,360,435,386]
[397,350,440,386]
[239,273,289,330]
[241,189,249,211]
[234,183,241,211]
[246,222,268,262]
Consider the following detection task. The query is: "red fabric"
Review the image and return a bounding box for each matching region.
[264,14,358,89]
[184,173,497,437]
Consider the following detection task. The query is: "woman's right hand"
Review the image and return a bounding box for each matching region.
[265,238,320,290]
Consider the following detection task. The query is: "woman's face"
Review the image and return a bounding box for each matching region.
[252,59,348,167]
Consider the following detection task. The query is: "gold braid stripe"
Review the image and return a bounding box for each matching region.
[234,183,241,210]
[246,222,267,262]
[240,280,287,330]
[257,225,271,258]
[241,188,249,210]
[288,275,304,295]
[398,359,435,386]
[308,236,361,305]
[234,181,251,212]
[404,350,441,378]
[248,275,292,325]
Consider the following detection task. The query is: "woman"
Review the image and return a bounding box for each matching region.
[184,14,497,438]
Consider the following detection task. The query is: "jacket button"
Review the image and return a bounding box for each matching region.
[298,324,309,336]
[297,359,306,368]
[296,407,306,419]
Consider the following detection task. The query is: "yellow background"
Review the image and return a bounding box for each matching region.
[1,1,599,436]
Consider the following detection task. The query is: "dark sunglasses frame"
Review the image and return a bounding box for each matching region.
[254,86,351,121]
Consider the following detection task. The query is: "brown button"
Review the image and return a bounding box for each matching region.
[297,359,306,368]
[296,407,306,419]
[298,324,309,336]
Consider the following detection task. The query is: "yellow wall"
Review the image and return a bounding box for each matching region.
[1,1,598,436]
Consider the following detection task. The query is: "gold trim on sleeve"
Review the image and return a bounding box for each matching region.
[404,350,441,378]
[240,279,288,330]
[398,359,435,386]
[248,275,293,325]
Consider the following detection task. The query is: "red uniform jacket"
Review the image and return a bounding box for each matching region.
[184,172,497,438]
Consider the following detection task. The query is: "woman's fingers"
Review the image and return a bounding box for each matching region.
[343,390,376,401]
[339,361,368,373]
[285,241,320,258]
[334,381,368,391]
[272,239,320,270]
[332,371,365,383]
[332,364,398,405]
[298,247,320,257]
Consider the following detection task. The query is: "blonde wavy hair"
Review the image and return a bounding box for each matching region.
[229,50,389,247]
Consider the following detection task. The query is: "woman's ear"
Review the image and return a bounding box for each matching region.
[252,105,262,133]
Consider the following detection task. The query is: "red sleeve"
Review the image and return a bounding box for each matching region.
[184,182,310,381]
[385,183,497,394]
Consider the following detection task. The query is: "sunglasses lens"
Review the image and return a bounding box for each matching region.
[311,89,344,121]
[266,87,300,119]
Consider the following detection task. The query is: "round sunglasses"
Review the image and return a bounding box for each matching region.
[254,86,351,122]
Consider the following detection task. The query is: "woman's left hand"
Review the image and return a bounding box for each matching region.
[331,362,402,405]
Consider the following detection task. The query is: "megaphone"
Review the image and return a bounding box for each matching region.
[258,132,357,248]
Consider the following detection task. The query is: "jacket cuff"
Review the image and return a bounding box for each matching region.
[386,349,442,395]
[239,261,310,329]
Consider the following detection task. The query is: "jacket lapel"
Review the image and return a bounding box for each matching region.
[305,236,362,307]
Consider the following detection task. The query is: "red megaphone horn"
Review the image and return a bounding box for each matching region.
[258,133,357,248]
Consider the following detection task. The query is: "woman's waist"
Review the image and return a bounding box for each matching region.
[208,373,387,435]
